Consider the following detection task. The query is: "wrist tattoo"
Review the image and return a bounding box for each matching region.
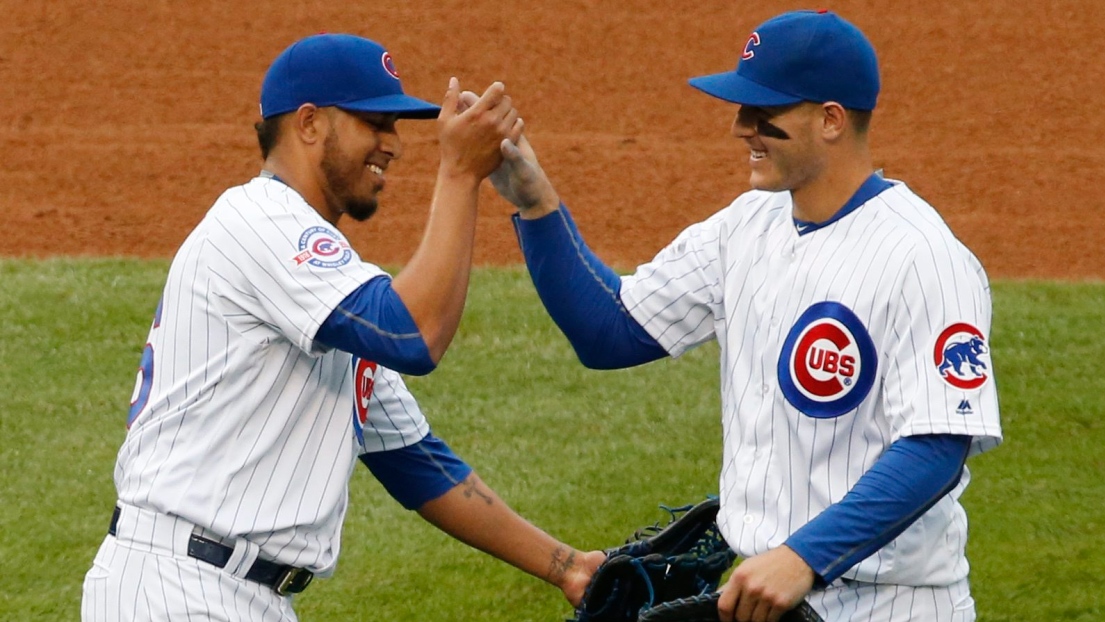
[462,476,493,505]
[547,545,577,583]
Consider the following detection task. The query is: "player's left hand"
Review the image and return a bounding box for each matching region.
[458,89,560,216]
[560,549,607,607]
[718,546,816,622]
[490,135,561,217]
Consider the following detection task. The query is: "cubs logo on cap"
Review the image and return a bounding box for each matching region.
[741,32,761,60]
[778,301,877,418]
[381,52,400,79]
[933,322,991,390]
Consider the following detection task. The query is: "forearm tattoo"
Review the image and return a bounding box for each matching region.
[547,545,577,583]
[461,475,493,505]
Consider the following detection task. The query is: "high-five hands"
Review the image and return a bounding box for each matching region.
[438,78,524,181]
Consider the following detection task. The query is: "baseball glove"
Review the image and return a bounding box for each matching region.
[569,498,735,622]
[570,497,824,622]
[638,592,824,622]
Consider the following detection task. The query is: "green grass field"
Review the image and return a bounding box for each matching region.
[1,259,1102,621]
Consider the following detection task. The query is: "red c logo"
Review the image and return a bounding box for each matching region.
[792,322,859,399]
[742,32,761,60]
[381,52,400,79]
[353,358,378,425]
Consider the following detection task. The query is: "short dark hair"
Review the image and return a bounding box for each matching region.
[254,113,288,160]
[847,109,873,135]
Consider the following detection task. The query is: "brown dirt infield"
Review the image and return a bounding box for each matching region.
[2,0,1103,280]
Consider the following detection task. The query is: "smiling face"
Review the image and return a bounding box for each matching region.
[318,109,402,222]
[731,102,829,193]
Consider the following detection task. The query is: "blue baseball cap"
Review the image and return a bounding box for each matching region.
[688,10,879,111]
[260,34,441,120]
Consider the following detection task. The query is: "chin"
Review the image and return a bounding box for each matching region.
[748,174,785,193]
[344,199,379,222]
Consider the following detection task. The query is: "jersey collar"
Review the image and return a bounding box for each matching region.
[792,172,893,236]
[259,169,288,186]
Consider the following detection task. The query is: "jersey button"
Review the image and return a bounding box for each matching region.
[761,384,770,394]
[743,514,755,525]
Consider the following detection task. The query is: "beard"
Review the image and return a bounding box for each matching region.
[321,130,379,222]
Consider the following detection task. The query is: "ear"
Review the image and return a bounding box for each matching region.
[820,102,848,141]
[291,103,326,145]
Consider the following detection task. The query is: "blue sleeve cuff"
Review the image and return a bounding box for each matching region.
[358,432,473,510]
[512,206,667,369]
[316,275,436,376]
[784,434,971,585]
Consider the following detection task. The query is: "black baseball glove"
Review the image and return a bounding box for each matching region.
[638,592,824,622]
[569,498,735,622]
[569,497,824,622]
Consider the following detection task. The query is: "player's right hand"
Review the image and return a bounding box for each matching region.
[718,546,815,622]
[437,78,524,180]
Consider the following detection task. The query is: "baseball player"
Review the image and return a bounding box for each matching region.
[489,10,1001,622]
[81,33,602,622]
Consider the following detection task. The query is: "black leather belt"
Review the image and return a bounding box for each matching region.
[108,506,313,596]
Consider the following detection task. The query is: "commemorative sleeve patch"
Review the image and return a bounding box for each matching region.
[292,226,353,268]
[932,322,991,390]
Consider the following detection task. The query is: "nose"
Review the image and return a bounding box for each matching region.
[731,107,756,139]
[379,129,403,161]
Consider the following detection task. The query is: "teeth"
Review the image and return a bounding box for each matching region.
[367,164,384,175]
[751,150,766,160]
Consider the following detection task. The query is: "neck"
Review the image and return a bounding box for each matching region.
[790,149,874,223]
[262,155,341,225]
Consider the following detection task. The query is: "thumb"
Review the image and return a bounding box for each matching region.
[438,76,459,119]
[500,138,524,162]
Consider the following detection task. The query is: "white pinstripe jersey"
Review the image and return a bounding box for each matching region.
[620,180,1002,586]
[117,176,429,576]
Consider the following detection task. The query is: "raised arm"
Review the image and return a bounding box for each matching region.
[389,79,523,362]
[490,136,668,369]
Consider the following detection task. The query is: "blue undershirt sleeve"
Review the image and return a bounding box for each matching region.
[358,432,473,510]
[784,433,972,585]
[512,206,668,369]
[315,275,435,376]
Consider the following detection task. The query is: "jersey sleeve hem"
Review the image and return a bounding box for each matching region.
[620,286,689,358]
[302,269,384,353]
[894,422,1002,456]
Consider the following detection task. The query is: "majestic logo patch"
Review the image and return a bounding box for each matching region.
[742,32,761,60]
[352,358,379,447]
[293,226,352,268]
[381,52,400,79]
[778,301,877,418]
[933,322,991,390]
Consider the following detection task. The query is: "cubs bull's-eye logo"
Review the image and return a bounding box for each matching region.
[381,52,400,79]
[352,358,379,446]
[933,322,991,390]
[742,32,761,60]
[292,225,353,269]
[778,301,877,418]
